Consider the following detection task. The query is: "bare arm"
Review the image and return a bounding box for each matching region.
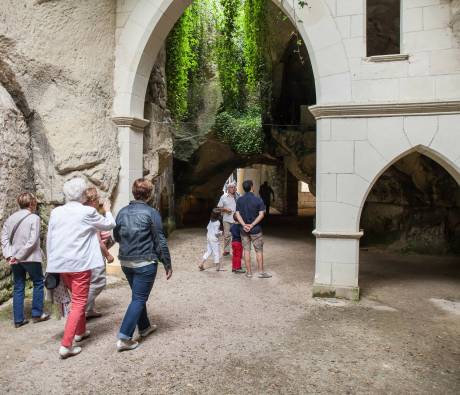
[98,232,114,262]
[235,211,246,226]
[252,211,265,227]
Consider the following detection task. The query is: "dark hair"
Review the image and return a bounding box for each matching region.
[132,178,153,201]
[210,208,221,222]
[17,192,36,209]
[242,180,253,193]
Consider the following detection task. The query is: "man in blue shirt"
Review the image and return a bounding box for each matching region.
[235,180,272,278]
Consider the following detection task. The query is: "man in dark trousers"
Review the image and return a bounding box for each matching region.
[235,180,271,279]
[259,181,275,216]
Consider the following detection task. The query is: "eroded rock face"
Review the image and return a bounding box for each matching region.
[361,153,460,253]
[0,84,34,302]
[0,0,118,203]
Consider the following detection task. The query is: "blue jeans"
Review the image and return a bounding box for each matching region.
[11,262,44,324]
[119,263,157,340]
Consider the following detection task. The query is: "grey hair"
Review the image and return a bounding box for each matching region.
[63,177,87,202]
[227,182,236,187]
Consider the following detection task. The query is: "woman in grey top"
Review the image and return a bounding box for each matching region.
[1,192,49,327]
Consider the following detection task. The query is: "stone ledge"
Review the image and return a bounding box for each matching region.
[313,284,360,301]
[365,54,409,63]
[312,229,364,239]
[112,116,150,132]
[309,101,460,119]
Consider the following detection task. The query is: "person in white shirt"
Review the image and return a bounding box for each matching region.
[217,182,239,256]
[46,177,115,359]
[198,209,223,271]
[1,192,50,328]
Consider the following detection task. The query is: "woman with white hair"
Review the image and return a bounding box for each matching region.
[47,177,115,359]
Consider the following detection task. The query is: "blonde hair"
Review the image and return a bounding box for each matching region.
[84,187,99,204]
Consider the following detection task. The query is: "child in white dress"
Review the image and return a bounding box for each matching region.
[198,209,223,271]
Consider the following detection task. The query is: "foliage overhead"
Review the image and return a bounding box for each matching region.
[166,0,274,155]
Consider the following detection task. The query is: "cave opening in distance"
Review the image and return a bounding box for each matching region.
[141,0,317,229]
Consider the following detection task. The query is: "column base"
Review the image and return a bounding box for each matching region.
[312,283,360,301]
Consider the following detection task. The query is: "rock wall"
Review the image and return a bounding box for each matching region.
[0,0,118,204]
[0,84,34,303]
[144,46,175,231]
[361,153,460,254]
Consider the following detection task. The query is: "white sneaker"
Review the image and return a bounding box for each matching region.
[117,339,139,352]
[74,330,91,342]
[59,345,82,359]
[139,324,157,338]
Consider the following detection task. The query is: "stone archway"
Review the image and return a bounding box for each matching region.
[313,114,460,300]
[112,0,351,210]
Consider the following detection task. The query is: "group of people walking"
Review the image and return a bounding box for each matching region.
[199,180,272,279]
[1,177,171,359]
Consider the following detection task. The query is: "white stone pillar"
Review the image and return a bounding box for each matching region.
[312,231,362,300]
[312,117,363,300]
[109,116,149,276]
[112,116,150,214]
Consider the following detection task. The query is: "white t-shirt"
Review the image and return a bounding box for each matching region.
[217,193,238,223]
[206,220,221,242]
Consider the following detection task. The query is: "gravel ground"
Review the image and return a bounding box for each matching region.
[0,219,459,394]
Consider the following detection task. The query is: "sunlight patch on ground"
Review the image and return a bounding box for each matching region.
[430,298,460,316]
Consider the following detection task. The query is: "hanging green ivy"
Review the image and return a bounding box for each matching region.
[166,9,195,120]
[166,1,216,121]
[166,0,271,154]
[215,0,247,112]
[243,0,267,93]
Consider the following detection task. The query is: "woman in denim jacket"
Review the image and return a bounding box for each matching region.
[114,178,172,352]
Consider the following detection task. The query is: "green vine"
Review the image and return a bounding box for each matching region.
[215,108,263,155]
[215,0,247,111]
[166,1,214,120]
[166,0,272,154]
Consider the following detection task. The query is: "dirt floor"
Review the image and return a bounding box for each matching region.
[0,217,459,394]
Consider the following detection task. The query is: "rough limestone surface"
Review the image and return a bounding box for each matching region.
[361,153,460,254]
[143,46,175,226]
[0,84,34,302]
[0,0,118,203]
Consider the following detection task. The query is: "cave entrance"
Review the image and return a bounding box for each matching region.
[141,0,317,232]
[358,152,460,298]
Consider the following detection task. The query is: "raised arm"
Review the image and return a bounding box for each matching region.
[85,207,116,231]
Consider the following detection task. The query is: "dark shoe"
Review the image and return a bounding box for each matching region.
[14,319,29,328]
[222,252,230,256]
[232,268,246,273]
[86,310,102,319]
[32,313,50,323]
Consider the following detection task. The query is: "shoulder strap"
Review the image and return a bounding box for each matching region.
[9,213,33,245]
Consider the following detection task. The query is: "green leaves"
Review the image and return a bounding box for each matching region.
[166,1,215,120]
[215,109,264,155]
